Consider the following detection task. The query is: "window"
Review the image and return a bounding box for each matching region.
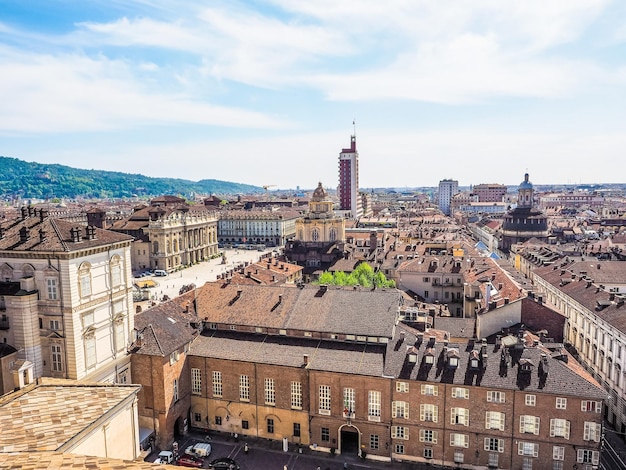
[581,400,601,413]
[550,418,570,439]
[194,412,201,422]
[191,368,201,395]
[583,421,601,442]
[240,375,250,401]
[487,391,505,403]
[452,387,469,399]
[47,278,58,300]
[485,411,505,431]
[392,401,409,419]
[343,387,355,417]
[553,462,563,470]
[319,385,331,414]
[518,442,539,457]
[522,457,533,470]
[291,381,302,409]
[51,344,62,372]
[215,416,222,426]
[420,404,438,422]
[391,426,408,440]
[577,449,599,465]
[484,438,504,453]
[556,397,567,409]
[488,453,499,468]
[85,334,96,369]
[169,350,180,365]
[451,407,469,426]
[525,394,536,406]
[553,446,565,460]
[395,444,404,454]
[110,258,122,287]
[49,320,60,330]
[212,371,222,397]
[421,384,438,396]
[370,434,379,450]
[396,381,409,393]
[520,415,540,435]
[267,418,274,434]
[78,264,92,297]
[368,391,381,420]
[424,447,433,459]
[114,319,125,353]
[450,433,469,448]
[321,427,330,442]
[419,429,438,443]
[242,420,249,429]
[454,451,464,463]
[293,423,301,437]
[265,378,276,405]
[173,379,179,402]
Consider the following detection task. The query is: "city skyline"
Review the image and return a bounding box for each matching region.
[1,1,626,189]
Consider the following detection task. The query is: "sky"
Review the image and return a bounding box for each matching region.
[1,0,626,190]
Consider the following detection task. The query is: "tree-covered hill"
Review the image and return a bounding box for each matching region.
[0,156,262,199]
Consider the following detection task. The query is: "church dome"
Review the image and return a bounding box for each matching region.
[312,182,327,201]
[519,173,533,190]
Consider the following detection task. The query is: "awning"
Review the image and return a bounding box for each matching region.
[135,280,157,289]
[139,426,155,444]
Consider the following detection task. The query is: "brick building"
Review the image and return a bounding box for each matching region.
[130,282,605,469]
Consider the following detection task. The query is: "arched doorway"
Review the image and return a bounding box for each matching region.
[339,425,360,455]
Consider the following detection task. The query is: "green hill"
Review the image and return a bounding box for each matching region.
[0,156,262,199]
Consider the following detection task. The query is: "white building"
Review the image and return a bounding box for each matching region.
[218,210,300,247]
[0,206,134,392]
[437,179,459,215]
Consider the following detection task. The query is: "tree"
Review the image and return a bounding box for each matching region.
[314,262,395,288]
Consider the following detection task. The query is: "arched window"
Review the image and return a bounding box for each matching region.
[152,241,159,254]
[21,263,35,278]
[312,228,319,242]
[78,263,92,298]
[329,227,337,242]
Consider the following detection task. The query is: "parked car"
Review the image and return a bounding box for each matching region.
[208,457,240,470]
[154,269,168,276]
[184,442,212,458]
[154,450,173,464]
[176,455,204,468]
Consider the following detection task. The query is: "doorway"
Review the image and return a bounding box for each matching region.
[340,426,359,455]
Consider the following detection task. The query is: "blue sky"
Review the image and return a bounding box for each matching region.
[1,0,626,190]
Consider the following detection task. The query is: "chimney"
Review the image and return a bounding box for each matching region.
[19,226,29,243]
[21,206,28,219]
[0,226,3,239]
[39,229,46,242]
[28,205,34,217]
[70,227,82,242]
[39,209,48,222]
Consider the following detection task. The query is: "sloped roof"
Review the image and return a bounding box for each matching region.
[195,283,400,338]
[0,217,132,253]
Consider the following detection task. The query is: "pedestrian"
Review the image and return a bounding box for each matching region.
[244,443,248,454]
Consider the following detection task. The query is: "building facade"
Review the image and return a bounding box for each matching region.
[501,174,549,252]
[473,184,508,203]
[438,180,459,216]
[0,206,135,390]
[217,209,299,247]
[338,135,362,218]
[285,183,346,272]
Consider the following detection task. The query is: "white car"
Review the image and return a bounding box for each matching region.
[154,450,174,464]
[185,442,212,458]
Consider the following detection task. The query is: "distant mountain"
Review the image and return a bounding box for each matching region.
[0,156,262,199]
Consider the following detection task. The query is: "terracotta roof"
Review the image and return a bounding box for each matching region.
[384,324,606,399]
[192,331,386,376]
[195,283,400,338]
[134,292,200,356]
[0,217,132,252]
[0,452,176,469]
[0,380,140,452]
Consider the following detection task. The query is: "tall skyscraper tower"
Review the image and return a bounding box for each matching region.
[437,179,459,216]
[338,133,362,218]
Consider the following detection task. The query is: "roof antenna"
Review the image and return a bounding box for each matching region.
[352,119,356,137]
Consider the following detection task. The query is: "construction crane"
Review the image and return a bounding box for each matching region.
[263,184,276,200]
